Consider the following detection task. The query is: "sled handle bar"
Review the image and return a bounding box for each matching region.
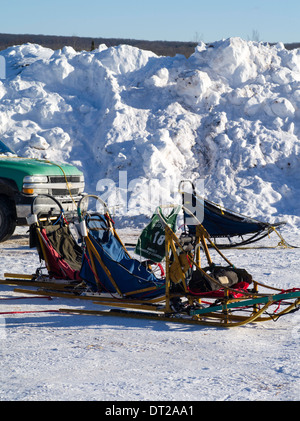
[77,194,109,221]
[30,194,64,217]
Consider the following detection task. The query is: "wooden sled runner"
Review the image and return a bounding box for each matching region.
[1,195,299,328]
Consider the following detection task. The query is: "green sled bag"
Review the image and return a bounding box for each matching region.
[135,206,180,263]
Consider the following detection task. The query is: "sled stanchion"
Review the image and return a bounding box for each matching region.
[164,226,172,314]
[84,236,101,292]
[85,235,123,297]
[197,225,213,267]
[253,281,259,313]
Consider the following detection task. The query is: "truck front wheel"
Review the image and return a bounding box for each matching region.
[0,196,16,242]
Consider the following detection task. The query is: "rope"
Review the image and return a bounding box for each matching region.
[0,295,52,301]
[268,226,298,249]
[220,226,298,250]
[0,310,60,315]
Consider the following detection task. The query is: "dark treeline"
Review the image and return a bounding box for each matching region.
[0,33,198,57]
[0,33,299,58]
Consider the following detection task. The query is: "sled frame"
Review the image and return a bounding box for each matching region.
[3,221,300,328]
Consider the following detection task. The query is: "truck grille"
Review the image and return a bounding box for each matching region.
[49,176,82,183]
[48,175,84,196]
[51,188,80,196]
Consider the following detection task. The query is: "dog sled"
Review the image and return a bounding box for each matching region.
[1,195,85,292]
[1,194,166,301]
[178,180,290,249]
[1,194,299,328]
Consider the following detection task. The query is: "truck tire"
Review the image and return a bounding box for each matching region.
[0,196,16,242]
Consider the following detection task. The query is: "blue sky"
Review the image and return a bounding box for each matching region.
[1,0,300,44]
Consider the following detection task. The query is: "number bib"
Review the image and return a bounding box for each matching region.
[135,207,180,262]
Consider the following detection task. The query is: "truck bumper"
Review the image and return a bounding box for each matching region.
[15,194,84,224]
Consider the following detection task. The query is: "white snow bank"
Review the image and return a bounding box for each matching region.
[0,38,300,227]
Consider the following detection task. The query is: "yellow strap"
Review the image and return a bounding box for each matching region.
[85,235,123,296]
[268,226,294,249]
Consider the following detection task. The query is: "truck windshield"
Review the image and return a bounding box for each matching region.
[0,140,16,155]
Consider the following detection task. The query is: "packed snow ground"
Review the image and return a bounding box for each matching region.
[0,38,299,401]
[0,226,299,402]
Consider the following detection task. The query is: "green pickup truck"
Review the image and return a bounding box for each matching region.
[0,139,85,241]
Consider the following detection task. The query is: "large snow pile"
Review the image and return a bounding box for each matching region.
[0,37,300,227]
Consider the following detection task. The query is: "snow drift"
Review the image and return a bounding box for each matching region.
[0,37,300,227]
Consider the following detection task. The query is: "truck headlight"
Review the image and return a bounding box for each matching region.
[23,176,48,183]
[22,175,49,195]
